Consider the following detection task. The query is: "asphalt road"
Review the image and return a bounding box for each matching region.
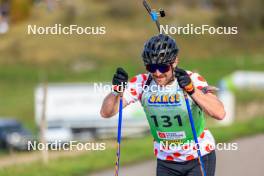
[89,134,264,176]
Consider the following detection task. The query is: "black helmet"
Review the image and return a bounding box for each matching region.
[142,34,179,65]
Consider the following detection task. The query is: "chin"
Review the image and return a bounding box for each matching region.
[155,79,167,86]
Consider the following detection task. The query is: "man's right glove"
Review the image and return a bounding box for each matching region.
[174,67,195,95]
[112,67,128,95]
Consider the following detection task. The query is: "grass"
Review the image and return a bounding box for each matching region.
[211,117,264,142]
[235,90,264,104]
[0,137,154,176]
[0,117,263,176]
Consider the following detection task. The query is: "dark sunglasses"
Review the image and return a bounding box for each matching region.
[146,64,171,73]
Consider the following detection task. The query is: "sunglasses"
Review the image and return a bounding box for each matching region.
[146,64,171,73]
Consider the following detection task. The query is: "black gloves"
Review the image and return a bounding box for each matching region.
[112,67,128,94]
[174,67,195,95]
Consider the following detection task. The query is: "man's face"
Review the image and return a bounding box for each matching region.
[151,65,174,86]
[148,58,178,86]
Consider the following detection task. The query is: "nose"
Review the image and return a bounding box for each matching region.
[154,69,162,77]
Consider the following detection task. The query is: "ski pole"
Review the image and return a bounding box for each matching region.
[114,95,123,176]
[143,0,165,33]
[183,91,206,176]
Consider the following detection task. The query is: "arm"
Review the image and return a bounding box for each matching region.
[100,67,128,118]
[175,67,226,120]
[191,88,226,120]
[100,93,128,118]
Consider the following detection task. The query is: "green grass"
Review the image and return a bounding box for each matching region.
[0,117,263,176]
[0,137,154,176]
[234,90,264,104]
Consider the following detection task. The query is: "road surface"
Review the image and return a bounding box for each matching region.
[90,134,264,176]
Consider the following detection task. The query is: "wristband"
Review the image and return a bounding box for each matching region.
[111,91,120,96]
[184,82,195,95]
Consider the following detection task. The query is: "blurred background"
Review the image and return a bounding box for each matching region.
[0,0,263,176]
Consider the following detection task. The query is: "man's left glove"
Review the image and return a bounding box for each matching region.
[174,67,195,95]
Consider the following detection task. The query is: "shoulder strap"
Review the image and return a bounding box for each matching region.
[145,74,152,86]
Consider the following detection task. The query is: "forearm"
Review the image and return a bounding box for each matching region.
[100,67,129,118]
[100,93,122,118]
[191,88,226,120]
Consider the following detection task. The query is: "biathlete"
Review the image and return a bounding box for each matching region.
[100,34,225,176]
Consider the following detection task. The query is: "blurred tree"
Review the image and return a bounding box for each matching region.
[10,0,33,23]
[105,0,137,19]
[214,0,264,30]
[184,0,200,8]
[59,2,76,25]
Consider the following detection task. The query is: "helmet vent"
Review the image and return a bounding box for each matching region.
[142,34,179,65]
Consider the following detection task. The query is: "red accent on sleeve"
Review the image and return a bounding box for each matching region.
[197,86,203,90]
[141,74,147,81]
[130,76,137,83]
[197,76,206,82]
